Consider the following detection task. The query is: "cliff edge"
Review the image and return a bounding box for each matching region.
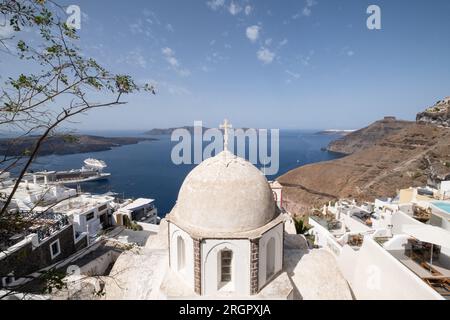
[416,97,450,127]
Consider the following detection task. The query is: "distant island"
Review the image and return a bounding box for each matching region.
[0,135,156,157]
[316,129,355,136]
[144,126,252,136]
[144,126,210,135]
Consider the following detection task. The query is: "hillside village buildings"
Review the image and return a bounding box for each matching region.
[0,172,157,291]
[309,185,450,299]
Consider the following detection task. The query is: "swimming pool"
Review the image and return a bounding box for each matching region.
[432,202,450,214]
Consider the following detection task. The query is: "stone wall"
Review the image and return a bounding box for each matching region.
[250,239,259,295]
[193,238,202,295]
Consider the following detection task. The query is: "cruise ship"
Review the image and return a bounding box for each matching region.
[24,158,111,186]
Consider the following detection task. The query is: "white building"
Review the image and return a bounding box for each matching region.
[440,181,450,199]
[309,198,450,299]
[269,180,283,209]
[114,198,158,225]
[52,193,115,238]
[0,180,76,211]
[166,150,284,296]
[101,148,352,300]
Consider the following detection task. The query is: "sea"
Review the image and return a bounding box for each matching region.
[28,130,344,217]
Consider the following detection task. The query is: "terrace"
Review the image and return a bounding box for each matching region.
[0,210,70,251]
[386,228,450,299]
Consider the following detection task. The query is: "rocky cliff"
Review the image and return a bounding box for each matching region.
[278,100,450,216]
[416,97,450,127]
[327,117,415,155]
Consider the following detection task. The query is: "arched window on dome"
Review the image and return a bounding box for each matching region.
[266,237,276,280]
[219,249,233,286]
[177,236,185,272]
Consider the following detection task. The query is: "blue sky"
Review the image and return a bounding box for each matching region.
[2,0,450,131]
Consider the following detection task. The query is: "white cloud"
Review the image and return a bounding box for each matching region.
[206,0,225,11]
[302,0,317,17]
[178,69,191,77]
[206,51,228,64]
[207,0,247,16]
[162,47,175,57]
[302,7,312,16]
[129,51,147,68]
[299,50,315,66]
[118,49,148,68]
[265,38,273,46]
[285,70,300,79]
[167,56,179,67]
[339,46,355,57]
[81,12,90,23]
[228,2,242,15]
[279,38,288,47]
[166,24,174,32]
[246,25,261,43]
[257,47,275,64]
[142,10,161,25]
[167,85,191,95]
[129,19,158,42]
[162,47,190,76]
[146,79,191,96]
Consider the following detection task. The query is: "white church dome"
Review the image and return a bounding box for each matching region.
[171,150,278,233]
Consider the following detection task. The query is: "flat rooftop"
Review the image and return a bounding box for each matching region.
[119,198,155,211]
[53,194,113,216]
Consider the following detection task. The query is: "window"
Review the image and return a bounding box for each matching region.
[2,275,15,287]
[50,239,61,259]
[266,238,276,280]
[99,212,108,226]
[98,205,107,212]
[220,250,233,283]
[86,212,95,221]
[177,236,185,271]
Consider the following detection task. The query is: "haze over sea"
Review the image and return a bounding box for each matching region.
[29,130,343,216]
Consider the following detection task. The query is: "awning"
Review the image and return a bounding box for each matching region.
[402,225,450,248]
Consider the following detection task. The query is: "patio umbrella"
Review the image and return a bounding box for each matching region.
[402,225,450,270]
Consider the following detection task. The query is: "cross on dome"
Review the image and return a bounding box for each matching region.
[220,119,232,151]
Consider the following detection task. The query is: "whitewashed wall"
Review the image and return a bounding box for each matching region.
[201,239,250,296]
[382,234,410,251]
[169,223,194,289]
[258,223,283,289]
[440,181,450,193]
[309,218,343,257]
[391,210,422,235]
[341,214,372,233]
[338,237,443,300]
